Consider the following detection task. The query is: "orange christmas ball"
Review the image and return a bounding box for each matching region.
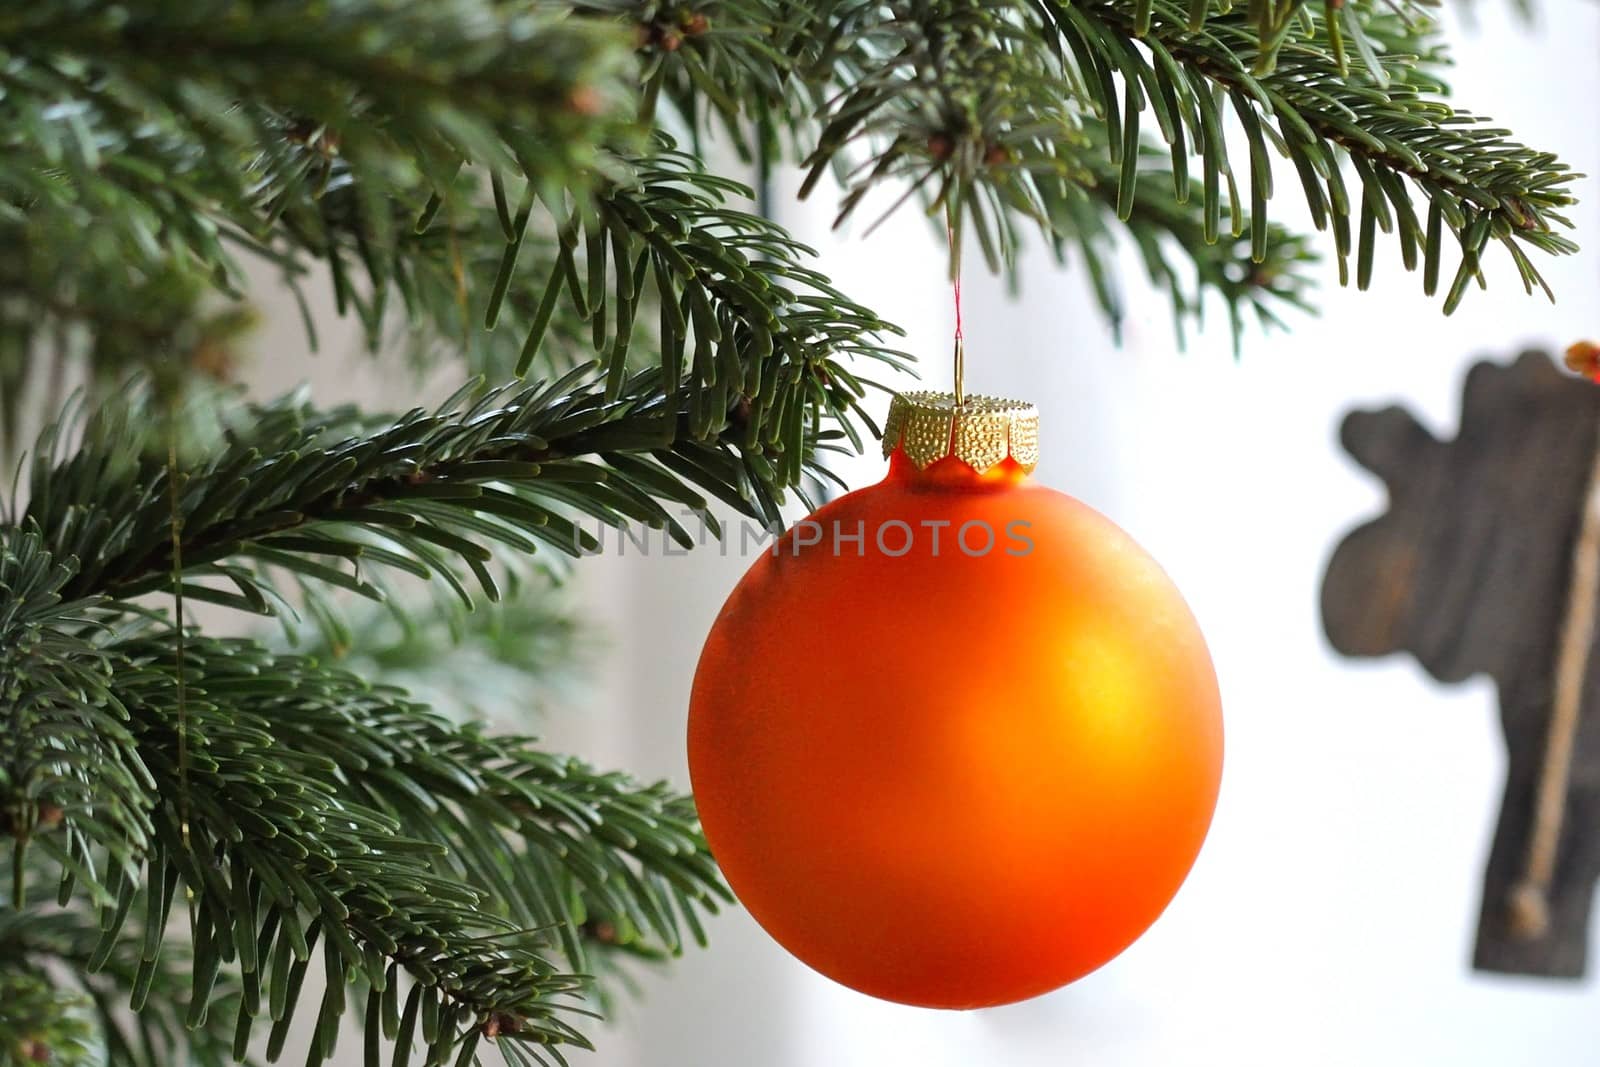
[688,393,1223,1009]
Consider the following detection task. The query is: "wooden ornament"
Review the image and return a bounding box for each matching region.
[1322,349,1600,978]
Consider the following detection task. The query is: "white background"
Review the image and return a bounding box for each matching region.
[249,3,1600,1064]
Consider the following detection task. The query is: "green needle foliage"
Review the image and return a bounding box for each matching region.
[0,0,1580,1064]
[278,574,590,719]
[3,874,248,1067]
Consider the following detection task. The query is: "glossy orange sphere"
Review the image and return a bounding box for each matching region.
[688,450,1223,1008]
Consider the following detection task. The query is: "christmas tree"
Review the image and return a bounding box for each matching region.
[0,1,1576,1065]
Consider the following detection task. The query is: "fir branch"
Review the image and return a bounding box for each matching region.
[0,969,97,1067]
[19,268,898,616]
[1029,0,1578,308]
[0,0,638,408]
[386,197,613,384]
[272,575,685,991]
[791,3,1320,339]
[0,0,636,228]
[25,629,724,1064]
[100,633,590,1064]
[19,377,694,611]
[334,135,908,407]
[798,0,1095,264]
[603,0,1574,322]
[0,531,152,911]
[432,143,908,438]
[1048,128,1319,345]
[595,0,1319,339]
[574,0,809,152]
[0,882,247,1067]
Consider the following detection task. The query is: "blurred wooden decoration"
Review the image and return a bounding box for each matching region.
[1322,348,1600,978]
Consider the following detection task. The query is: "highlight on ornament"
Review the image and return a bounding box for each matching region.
[690,389,1224,1009]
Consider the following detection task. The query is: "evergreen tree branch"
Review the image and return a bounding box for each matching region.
[0,0,638,415]
[19,248,899,616]
[1051,129,1319,345]
[0,0,636,246]
[0,879,247,1067]
[0,968,97,1067]
[272,574,691,990]
[10,623,725,1064]
[105,633,593,1064]
[0,531,152,911]
[429,143,908,428]
[597,0,1575,320]
[595,0,1321,339]
[12,369,784,614]
[1027,0,1577,308]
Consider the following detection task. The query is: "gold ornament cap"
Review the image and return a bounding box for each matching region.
[881,391,1039,474]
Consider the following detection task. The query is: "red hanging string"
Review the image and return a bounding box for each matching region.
[948,222,964,405]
